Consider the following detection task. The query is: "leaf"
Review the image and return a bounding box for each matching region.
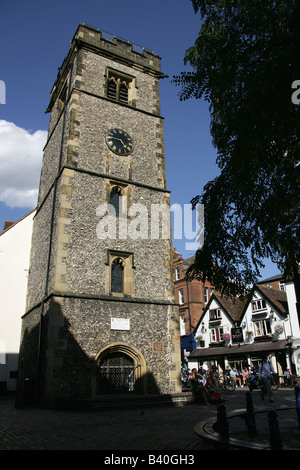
[175,0,300,298]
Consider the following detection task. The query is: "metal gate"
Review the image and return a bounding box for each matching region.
[98,352,139,394]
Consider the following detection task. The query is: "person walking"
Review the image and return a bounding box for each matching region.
[189,368,212,405]
[258,355,274,402]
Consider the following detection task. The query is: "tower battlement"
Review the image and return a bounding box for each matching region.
[47,23,165,114]
[75,23,162,73]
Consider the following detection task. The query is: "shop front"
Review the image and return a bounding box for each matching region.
[188,339,292,378]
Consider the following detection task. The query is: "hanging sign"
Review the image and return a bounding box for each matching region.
[231,327,243,344]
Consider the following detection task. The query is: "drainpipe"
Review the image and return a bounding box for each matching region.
[186,279,193,352]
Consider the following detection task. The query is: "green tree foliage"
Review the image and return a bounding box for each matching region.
[174,0,300,301]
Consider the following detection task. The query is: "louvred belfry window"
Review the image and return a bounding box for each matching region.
[107,71,132,105]
[118,81,128,104]
[107,78,117,100]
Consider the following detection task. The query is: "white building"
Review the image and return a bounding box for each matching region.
[0,211,34,392]
[193,293,246,349]
[285,278,300,374]
[189,292,247,372]
[189,282,300,378]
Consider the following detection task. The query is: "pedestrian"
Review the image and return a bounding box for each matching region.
[267,354,275,373]
[258,355,274,402]
[241,367,249,387]
[181,370,189,389]
[283,368,293,387]
[189,368,212,405]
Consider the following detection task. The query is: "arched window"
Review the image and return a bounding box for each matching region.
[110,186,122,216]
[111,258,124,293]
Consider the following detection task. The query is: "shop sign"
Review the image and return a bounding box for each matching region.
[231,327,243,344]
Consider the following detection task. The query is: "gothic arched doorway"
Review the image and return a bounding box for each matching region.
[93,343,147,396]
[98,352,135,393]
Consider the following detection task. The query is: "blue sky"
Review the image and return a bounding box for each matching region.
[0,0,279,279]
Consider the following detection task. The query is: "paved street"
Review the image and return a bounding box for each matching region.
[0,388,297,451]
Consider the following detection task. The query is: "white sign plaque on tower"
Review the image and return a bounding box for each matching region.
[111,318,130,331]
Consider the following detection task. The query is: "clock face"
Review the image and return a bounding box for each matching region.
[106,128,133,156]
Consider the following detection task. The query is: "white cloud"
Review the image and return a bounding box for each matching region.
[0,120,47,208]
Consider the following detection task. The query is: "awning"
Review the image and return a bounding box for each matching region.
[188,339,289,359]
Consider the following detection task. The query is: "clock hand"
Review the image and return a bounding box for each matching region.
[111,137,125,145]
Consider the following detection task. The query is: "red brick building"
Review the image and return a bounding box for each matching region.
[173,248,215,337]
[256,274,286,292]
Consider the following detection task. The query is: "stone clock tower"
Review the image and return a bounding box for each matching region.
[18,24,181,408]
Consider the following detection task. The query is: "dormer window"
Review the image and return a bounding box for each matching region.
[252,299,266,312]
[209,308,222,321]
[279,281,285,292]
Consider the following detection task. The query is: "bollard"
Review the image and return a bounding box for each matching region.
[216,402,229,437]
[295,385,300,428]
[268,409,282,450]
[245,391,256,434]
